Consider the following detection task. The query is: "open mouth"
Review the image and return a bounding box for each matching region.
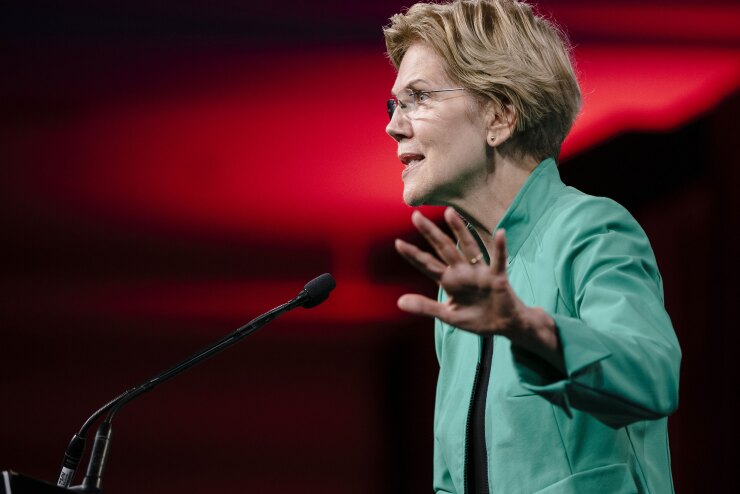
[400,153,426,175]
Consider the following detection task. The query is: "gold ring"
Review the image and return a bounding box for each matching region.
[469,253,484,265]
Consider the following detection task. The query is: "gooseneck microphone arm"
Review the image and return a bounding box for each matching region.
[110,296,305,419]
[57,274,336,492]
[57,391,130,488]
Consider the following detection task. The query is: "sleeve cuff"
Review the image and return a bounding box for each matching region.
[511,314,613,415]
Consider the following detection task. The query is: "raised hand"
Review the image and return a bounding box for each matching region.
[395,208,562,368]
[394,207,524,338]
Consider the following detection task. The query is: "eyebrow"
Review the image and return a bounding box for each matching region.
[391,78,430,96]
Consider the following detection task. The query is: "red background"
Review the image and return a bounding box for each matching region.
[1,1,739,492]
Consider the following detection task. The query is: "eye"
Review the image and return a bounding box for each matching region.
[411,90,430,104]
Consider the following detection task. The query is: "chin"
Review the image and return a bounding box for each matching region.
[403,196,425,207]
[402,186,427,207]
[403,177,447,207]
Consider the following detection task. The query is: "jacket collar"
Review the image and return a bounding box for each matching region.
[494,157,565,261]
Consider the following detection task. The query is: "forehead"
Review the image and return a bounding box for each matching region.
[391,43,453,95]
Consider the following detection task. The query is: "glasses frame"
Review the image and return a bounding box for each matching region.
[387,88,466,120]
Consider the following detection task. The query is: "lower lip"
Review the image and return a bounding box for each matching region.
[402,159,425,178]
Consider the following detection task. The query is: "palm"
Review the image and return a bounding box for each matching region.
[395,208,524,336]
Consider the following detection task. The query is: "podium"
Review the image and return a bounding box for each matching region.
[1,471,73,494]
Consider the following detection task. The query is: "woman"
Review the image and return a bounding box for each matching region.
[383,1,681,493]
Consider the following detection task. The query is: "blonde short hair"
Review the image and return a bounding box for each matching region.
[384,0,581,161]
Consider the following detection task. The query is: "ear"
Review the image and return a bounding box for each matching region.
[485,101,518,146]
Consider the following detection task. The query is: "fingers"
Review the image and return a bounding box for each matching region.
[443,207,484,263]
[395,238,447,281]
[397,294,446,319]
[411,210,464,266]
[397,293,473,330]
[400,208,493,282]
[491,228,508,275]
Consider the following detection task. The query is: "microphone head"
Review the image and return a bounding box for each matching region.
[302,273,336,308]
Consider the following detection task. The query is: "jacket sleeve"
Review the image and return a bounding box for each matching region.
[512,197,681,429]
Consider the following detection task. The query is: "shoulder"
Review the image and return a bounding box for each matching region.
[534,186,661,292]
[549,187,641,232]
[537,186,651,253]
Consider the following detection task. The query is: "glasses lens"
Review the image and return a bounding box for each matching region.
[386,98,397,120]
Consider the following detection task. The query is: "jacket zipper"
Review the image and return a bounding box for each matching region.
[464,361,481,494]
[462,230,494,494]
[465,334,495,494]
[464,334,485,494]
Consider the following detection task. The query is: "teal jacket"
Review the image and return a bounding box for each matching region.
[433,159,681,494]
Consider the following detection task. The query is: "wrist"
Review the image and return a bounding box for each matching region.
[509,306,564,372]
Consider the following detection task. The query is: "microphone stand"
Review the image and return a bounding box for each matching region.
[56,274,335,492]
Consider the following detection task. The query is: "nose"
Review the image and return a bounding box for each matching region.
[385,107,412,142]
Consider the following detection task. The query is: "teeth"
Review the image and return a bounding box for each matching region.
[401,156,424,167]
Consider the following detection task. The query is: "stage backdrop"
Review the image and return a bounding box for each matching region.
[1,1,738,492]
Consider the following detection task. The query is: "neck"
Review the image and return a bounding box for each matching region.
[449,153,539,252]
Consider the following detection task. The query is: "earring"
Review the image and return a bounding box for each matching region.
[489,135,496,144]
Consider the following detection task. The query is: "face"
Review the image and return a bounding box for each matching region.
[386,43,490,207]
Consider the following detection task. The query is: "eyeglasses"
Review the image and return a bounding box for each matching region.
[386,88,466,120]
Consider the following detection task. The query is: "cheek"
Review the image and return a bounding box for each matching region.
[416,111,487,176]
[439,127,486,169]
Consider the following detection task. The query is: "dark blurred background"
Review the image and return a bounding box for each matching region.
[1,1,738,492]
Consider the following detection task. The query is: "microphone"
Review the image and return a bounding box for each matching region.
[298,273,336,308]
[57,274,335,491]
